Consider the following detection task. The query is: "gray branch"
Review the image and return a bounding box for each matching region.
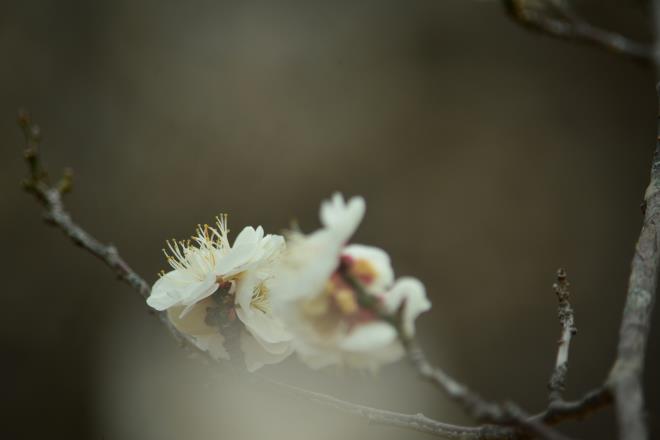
[605,124,659,440]
[251,375,519,440]
[503,0,652,62]
[601,3,660,439]
[339,266,584,440]
[406,342,587,440]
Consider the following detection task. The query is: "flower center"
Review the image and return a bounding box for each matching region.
[250,282,271,314]
[161,215,230,281]
[301,259,380,337]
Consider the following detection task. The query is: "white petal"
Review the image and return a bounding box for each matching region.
[384,277,431,337]
[240,331,292,372]
[343,244,394,291]
[260,234,285,260]
[194,333,230,360]
[339,322,397,351]
[146,272,185,310]
[233,226,259,247]
[235,270,258,313]
[236,306,292,344]
[344,342,404,371]
[215,242,257,275]
[270,230,341,304]
[319,193,365,242]
[147,270,214,311]
[178,275,219,316]
[167,297,217,336]
[294,340,342,370]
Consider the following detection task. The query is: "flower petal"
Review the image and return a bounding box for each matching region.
[383,277,431,337]
[240,331,292,372]
[343,244,394,292]
[320,193,365,242]
[236,306,292,344]
[166,297,218,336]
[194,333,230,360]
[339,322,397,351]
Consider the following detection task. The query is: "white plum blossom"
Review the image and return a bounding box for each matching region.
[146,215,292,371]
[270,193,431,370]
[235,249,294,371]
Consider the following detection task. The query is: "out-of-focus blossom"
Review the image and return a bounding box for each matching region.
[270,193,431,370]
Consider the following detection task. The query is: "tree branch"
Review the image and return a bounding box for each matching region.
[502,0,652,62]
[406,341,583,440]
[600,4,660,439]
[339,267,586,440]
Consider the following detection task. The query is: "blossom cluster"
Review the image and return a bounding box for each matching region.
[147,194,431,372]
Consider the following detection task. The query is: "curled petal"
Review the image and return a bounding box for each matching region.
[384,277,431,337]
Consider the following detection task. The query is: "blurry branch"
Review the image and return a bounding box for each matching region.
[548,269,576,403]
[251,375,519,440]
[502,0,652,62]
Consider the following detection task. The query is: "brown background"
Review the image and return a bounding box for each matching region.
[1,1,658,439]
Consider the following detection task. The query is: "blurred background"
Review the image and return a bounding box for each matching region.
[1,0,658,439]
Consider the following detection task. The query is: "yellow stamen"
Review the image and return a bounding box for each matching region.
[335,288,359,315]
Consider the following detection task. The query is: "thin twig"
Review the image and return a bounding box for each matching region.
[406,342,579,440]
[535,386,612,425]
[502,0,652,62]
[339,267,579,440]
[251,375,519,440]
[548,268,577,403]
[504,403,572,440]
